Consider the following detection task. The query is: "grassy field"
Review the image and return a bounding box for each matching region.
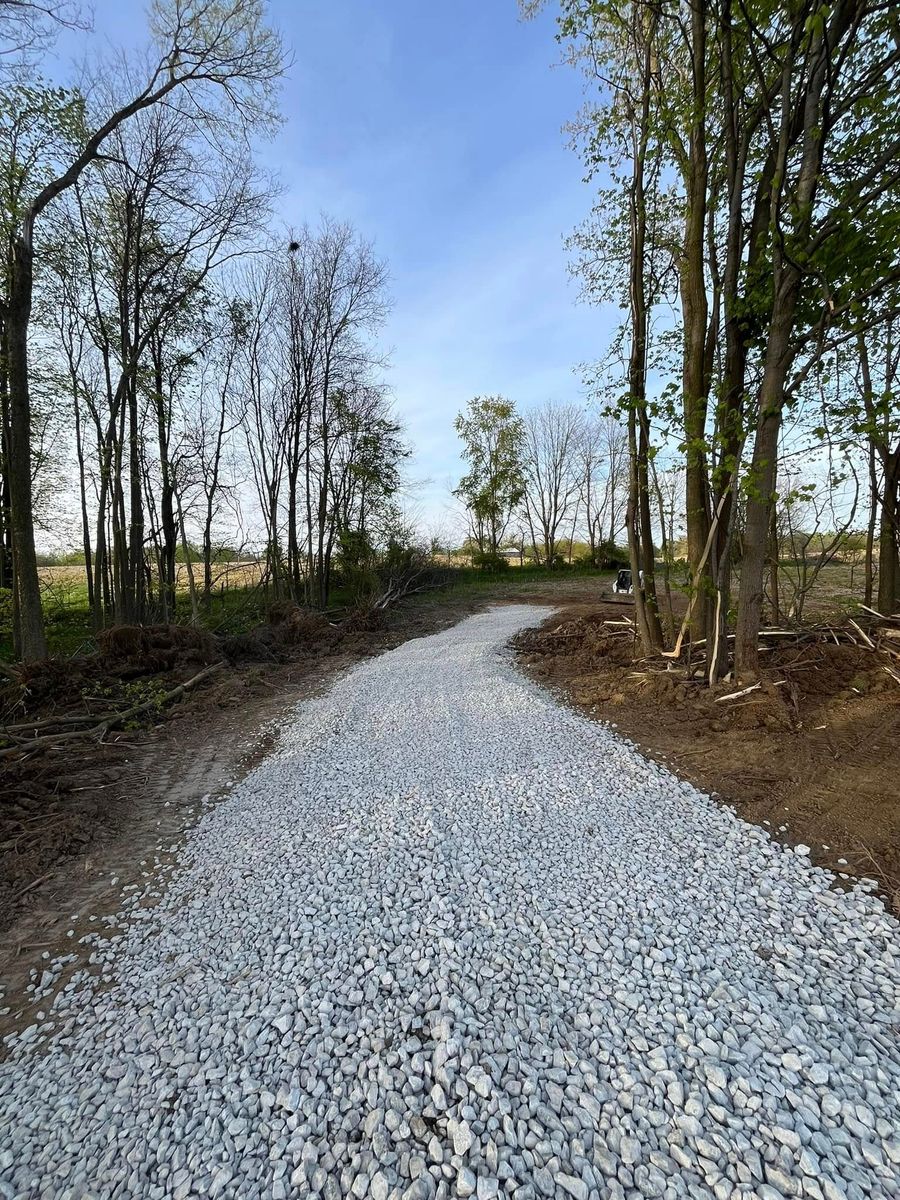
[2,562,270,660]
[0,557,872,661]
[1,562,616,660]
[38,560,267,603]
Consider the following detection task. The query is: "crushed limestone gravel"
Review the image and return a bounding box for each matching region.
[1,605,898,1200]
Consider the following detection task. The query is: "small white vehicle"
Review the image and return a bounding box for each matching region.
[613,568,644,594]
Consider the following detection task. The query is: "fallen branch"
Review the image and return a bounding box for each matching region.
[858,603,889,619]
[7,709,131,733]
[0,661,226,760]
[848,619,876,649]
[15,872,52,901]
[715,683,761,703]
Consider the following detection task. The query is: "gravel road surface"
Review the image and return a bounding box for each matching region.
[1,606,898,1200]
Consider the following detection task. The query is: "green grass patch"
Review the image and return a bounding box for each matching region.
[1,565,615,662]
[416,564,614,603]
[0,583,273,662]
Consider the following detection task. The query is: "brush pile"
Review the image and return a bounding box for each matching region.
[527,604,900,690]
[0,605,338,761]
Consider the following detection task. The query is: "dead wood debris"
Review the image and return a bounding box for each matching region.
[600,607,900,685]
[0,661,226,761]
[521,606,900,697]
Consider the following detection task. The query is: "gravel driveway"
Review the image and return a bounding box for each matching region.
[2,606,898,1200]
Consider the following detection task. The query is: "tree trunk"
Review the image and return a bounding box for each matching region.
[7,234,47,660]
[73,394,95,613]
[626,409,654,654]
[0,452,11,595]
[625,2,663,654]
[287,462,300,600]
[0,311,13,593]
[304,401,315,606]
[681,0,711,644]
[652,464,675,633]
[768,505,781,624]
[878,452,900,614]
[152,348,177,622]
[734,294,796,677]
[865,440,877,607]
[112,397,129,621]
[175,490,199,625]
[126,372,145,624]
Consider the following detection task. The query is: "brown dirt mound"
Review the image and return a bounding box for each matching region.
[341,604,389,634]
[223,605,339,661]
[97,623,219,674]
[273,606,336,647]
[266,599,300,625]
[11,658,105,715]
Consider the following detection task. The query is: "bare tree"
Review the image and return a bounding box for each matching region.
[521,401,584,566]
[281,220,390,606]
[235,256,287,596]
[0,0,88,64]
[579,413,628,563]
[189,298,246,610]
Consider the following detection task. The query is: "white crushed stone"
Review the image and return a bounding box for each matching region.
[1,605,898,1200]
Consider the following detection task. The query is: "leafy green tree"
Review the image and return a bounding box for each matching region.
[533,0,900,678]
[4,0,282,659]
[453,396,525,560]
[0,80,84,654]
[734,0,900,676]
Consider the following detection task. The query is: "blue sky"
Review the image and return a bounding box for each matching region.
[265,0,614,530]
[54,0,618,533]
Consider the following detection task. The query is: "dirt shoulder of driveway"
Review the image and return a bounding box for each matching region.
[514,600,900,918]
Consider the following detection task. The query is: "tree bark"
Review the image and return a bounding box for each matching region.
[878,453,900,613]
[626,2,663,654]
[73,392,95,613]
[735,293,797,676]
[0,307,13,594]
[152,342,177,622]
[7,233,47,660]
[768,504,781,624]
[681,0,712,644]
[864,440,877,607]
